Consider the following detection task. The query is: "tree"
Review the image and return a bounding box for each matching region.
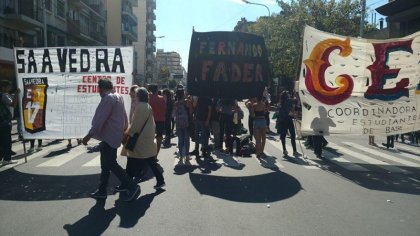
[248,0,375,90]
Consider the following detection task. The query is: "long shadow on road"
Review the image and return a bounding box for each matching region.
[189,171,301,203]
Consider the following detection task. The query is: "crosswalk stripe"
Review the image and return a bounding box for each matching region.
[399,152,420,163]
[343,142,420,168]
[266,139,319,169]
[317,148,370,171]
[36,147,86,167]
[395,144,420,154]
[253,150,285,169]
[328,142,411,174]
[82,155,101,167]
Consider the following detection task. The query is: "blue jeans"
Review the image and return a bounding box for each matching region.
[177,127,190,157]
[195,120,210,152]
[98,142,135,192]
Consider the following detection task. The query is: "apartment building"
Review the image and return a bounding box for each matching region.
[0,0,142,84]
[133,0,155,84]
[156,49,183,79]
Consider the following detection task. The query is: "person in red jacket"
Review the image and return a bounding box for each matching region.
[148,84,166,156]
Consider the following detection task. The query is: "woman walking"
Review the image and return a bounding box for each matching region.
[123,87,165,190]
[251,94,268,158]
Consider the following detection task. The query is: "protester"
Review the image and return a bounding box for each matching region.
[82,78,139,201]
[67,139,82,148]
[129,85,139,124]
[277,91,298,156]
[148,84,166,156]
[263,87,271,133]
[193,96,212,158]
[123,87,165,190]
[162,89,173,148]
[174,86,192,161]
[245,98,257,140]
[29,139,43,152]
[218,99,236,154]
[310,106,335,159]
[251,94,267,158]
[210,98,221,151]
[382,135,394,149]
[368,135,377,146]
[0,80,18,165]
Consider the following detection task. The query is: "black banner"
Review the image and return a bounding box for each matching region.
[187,31,269,99]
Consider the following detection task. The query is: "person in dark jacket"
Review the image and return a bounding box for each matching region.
[276,91,297,156]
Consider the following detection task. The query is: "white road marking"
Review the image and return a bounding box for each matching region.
[328,142,411,174]
[343,142,420,168]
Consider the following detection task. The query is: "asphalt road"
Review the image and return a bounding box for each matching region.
[1,107,419,236]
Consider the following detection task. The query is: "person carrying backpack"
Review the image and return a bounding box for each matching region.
[0,80,19,165]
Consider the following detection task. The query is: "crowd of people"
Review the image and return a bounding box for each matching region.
[2,77,420,202]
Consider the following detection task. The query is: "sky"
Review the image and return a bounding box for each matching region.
[154,0,388,71]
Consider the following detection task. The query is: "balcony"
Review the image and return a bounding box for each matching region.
[122,25,138,41]
[147,22,156,31]
[147,0,156,10]
[67,19,81,35]
[1,1,43,29]
[147,12,156,20]
[122,8,137,25]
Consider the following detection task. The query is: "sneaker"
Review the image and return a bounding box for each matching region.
[36,147,42,151]
[2,160,17,165]
[283,150,288,156]
[11,150,16,155]
[28,147,34,153]
[189,150,199,156]
[154,182,166,189]
[124,185,140,202]
[90,189,107,199]
[67,143,72,148]
[112,184,129,193]
[293,151,299,156]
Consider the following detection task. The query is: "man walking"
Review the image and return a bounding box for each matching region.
[82,78,139,201]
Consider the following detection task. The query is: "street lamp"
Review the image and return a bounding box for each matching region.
[242,0,270,16]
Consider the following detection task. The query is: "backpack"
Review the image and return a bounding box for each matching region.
[0,93,12,126]
[175,101,189,129]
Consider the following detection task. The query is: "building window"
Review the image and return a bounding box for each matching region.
[45,0,52,11]
[56,0,65,18]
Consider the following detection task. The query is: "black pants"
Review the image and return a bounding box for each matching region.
[98,142,135,193]
[386,135,394,148]
[219,113,233,152]
[126,157,164,184]
[0,124,12,161]
[248,115,254,139]
[279,117,297,153]
[164,116,172,143]
[313,135,323,157]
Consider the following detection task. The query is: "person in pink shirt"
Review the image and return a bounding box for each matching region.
[147,84,166,156]
[82,78,140,201]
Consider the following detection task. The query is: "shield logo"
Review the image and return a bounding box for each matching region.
[22,77,48,133]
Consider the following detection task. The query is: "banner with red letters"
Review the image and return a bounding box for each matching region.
[187,31,269,99]
[14,46,133,139]
[299,26,420,136]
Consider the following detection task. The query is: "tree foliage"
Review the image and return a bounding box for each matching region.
[248,0,374,89]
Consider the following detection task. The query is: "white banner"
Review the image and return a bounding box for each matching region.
[14,46,133,139]
[298,26,420,136]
